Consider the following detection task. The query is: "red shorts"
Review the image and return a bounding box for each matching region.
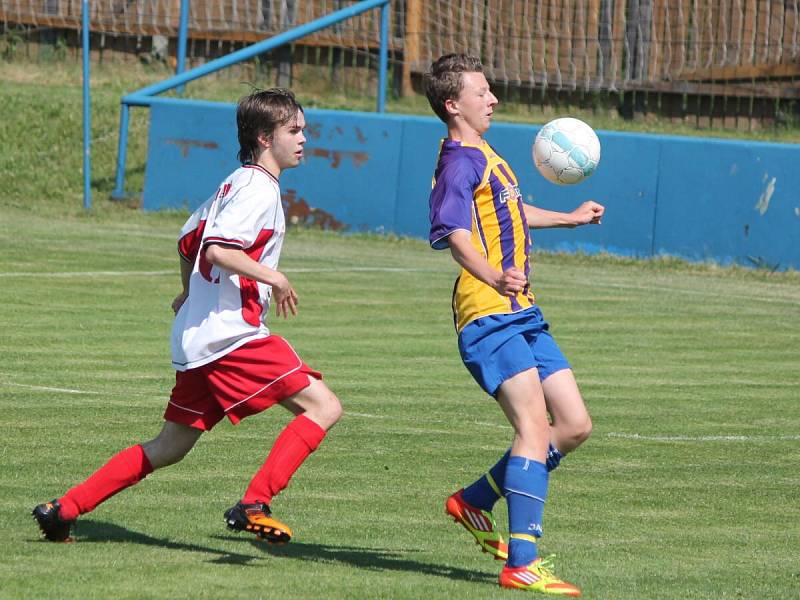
[165,335,322,431]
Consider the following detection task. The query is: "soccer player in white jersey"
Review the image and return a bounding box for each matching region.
[33,88,342,544]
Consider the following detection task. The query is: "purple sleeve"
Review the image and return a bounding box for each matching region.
[428,158,481,250]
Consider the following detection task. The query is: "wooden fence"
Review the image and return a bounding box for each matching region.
[3,1,799,104]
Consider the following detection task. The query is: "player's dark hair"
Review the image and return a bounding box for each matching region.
[424,54,485,123]
[237,88,303,165]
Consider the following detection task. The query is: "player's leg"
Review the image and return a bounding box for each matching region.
[57,421,202,517]
[530,325,592,473]
[279,375,343,430]
[33,421,203,542]
[217,336,342,542]
[33,367,216,542]
[496,368,580,596]
[458,449,510,512]
[140,420,205,468]
[497,368,550,460]
[239,376,341,507]
[212,336,337,543]
[496,368,549,569]
[543,369,592,459]
[457,386,580,512]
[448,312,548,561]
[446,316,529,560]
[445,448,510,560]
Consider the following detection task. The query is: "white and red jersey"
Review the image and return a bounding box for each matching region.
[171,164,286,371]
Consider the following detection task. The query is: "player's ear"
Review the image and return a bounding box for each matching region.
[444,98,459,119]
[257,131,272,149]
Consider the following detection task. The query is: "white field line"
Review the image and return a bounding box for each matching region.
[2,381,102,395]
[0,270,175,278]
[606,432,800,442]
[348,412,800,442]
[346,411,385,418]
[0,267,443,278]
[595,280,800,306]
[3,384,797,443]
[3,268,797,306]
[287,267,444,273]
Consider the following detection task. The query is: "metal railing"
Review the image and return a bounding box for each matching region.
[111,0,390,199]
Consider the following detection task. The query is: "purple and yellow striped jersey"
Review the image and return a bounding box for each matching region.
[429,138,535,332]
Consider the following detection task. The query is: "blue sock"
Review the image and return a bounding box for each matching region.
[546,443,564,472]
[504,456,549,568]
[461,449,510,511]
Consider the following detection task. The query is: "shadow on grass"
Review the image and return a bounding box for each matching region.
[213,535,496,585]
[74,520,258,566]
[93,163,146,197]
[63,521,496,584]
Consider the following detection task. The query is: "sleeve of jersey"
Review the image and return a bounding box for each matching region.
[428,157,481,250]
[203,187,272,250]
[177,200,210,262]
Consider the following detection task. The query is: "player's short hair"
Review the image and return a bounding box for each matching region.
[237,88,304,164]
[424,54,485,123]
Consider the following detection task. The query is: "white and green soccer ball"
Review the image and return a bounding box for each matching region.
[532,117,601,185]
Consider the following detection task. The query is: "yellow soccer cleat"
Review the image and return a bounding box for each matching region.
[445,489,508,560]
[224,501,292,544]
[499,556,581,596]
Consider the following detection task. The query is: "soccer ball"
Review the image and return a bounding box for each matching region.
[532,117,601,185]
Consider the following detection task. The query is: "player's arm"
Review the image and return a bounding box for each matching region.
[523,201,604,229]
[171,255,193,314]
[204,243,298,318]
[447,230,526,298]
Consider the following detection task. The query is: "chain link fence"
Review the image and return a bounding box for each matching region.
[3,0,799,126]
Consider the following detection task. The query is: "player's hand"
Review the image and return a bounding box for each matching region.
[272,273,299,318]
[492,267,527,297]
[171,290,189,315]
[571,200,605,226]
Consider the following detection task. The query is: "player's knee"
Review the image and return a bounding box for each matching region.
[316,390,343,430]
[298,382,342,430]
[155,450,187,469]
[515,419,551,447]
[568,415,593,448]
[141,436,193,470]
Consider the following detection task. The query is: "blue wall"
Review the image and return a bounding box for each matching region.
[143,99,800,270]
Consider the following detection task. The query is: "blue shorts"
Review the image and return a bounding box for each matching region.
[458,306,571,397]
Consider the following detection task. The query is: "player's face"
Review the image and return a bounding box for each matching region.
[453,72,498,135]
[270,110,307,172]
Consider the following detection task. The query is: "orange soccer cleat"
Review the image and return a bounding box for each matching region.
[445,489,508,560]
[499,556,581,596]
[224,501,292,544]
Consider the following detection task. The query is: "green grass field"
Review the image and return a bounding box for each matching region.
[1,207,798,599]
[2,53,800,599]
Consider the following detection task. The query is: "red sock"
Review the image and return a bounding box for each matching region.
[58,445,154,521]
[242,414,326,505]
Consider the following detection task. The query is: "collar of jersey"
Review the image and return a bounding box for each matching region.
[443,138,487,150]
[243,163,280,184]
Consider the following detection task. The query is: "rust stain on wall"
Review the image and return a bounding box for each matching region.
[166,138,219,158]
[305,123,322,140]
[309,148,369,169]
[355,127,367,143]
[282,189,345,231]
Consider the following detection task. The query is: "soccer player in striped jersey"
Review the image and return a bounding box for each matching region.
[425,54,604,596]
[32,88,342,544]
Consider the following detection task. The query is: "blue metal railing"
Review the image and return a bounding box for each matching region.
[176,0,189,79]
[81,0,91,209]
[112,0,391,199]
[175,0,190,93]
